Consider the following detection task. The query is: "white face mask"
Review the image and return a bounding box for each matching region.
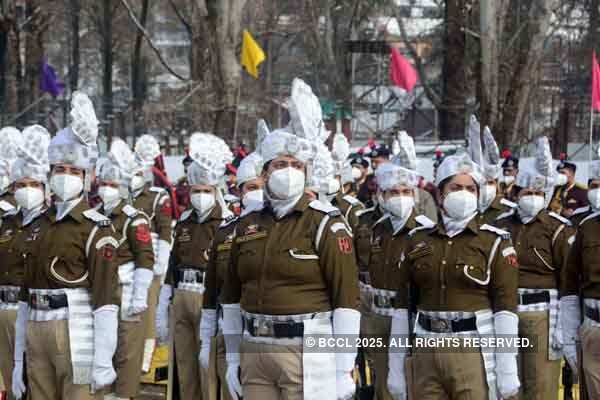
[0,175,9,193]
[50,174,83,202]
[502,175,515,185]
[588,188,600,211]
[443,190,478,220]
[242,189,264,209]
[14,187,44,210]
[268,167,305,200]
[98,186,121,210]
[351,167,362,181]
[327,178,340,196]
[190,192,215,216]
[130,175,145,192]
[518,195,545,220]
[556,173,568,186]
[479,184,497,211]
[386,195,415,219]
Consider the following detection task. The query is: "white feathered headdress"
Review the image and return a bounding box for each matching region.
[0,126,21,181]
[11,125,50,183]
[69,91,99,147]
[392,131,418,172]
[516,136,555,191]
[307,142,338,201]
[288,78,330,143]
[187,132,233,186]
[134,134,161,168]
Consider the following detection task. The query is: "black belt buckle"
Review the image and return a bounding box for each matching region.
[0,290,18,303]
[30,294,50,310]
[519,291,550,305]
[374,295,392,309]
[429,317,451,333]
[250,318,274,337]
[178,268,204,285]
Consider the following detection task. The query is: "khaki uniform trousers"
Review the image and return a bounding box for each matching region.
[517,310,560,400]
[141,276,162,369]
[215,333,234,400]
[412,341,488,400]
[173,289,216,400]
[360,312,392,400]
[113,318,146,398]
[581,324,600,398]
[240,340,303,400]
[26,319,102,400]
[0,309,16,399]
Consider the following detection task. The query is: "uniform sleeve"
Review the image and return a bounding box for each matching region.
[489,238,519,312]
[318,215,360,310]
[347,203,363,232]
[203,231,222,309]
[88,227,120,309]
[552,224,575,290]
[155,193,174,244]
[164,225,180,286]
[221,231,242,304]
[354,217,371,273]
[127,216,155,270]
[561,229,581,297]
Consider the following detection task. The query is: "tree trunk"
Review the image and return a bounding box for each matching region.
[102,0,114,147]
[131,0,150,138]
[440,0,468,140]
[69,0,80,92]
[24,1,46,125]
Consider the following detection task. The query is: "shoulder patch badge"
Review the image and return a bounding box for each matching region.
[337,236,353,254]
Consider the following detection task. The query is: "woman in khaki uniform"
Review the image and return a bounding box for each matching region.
[386,153,520,400]
[496,137,574,400]
[560,158,600,398]
[156,132,233,400]
[221,78,360,400]
[200,151,265,400]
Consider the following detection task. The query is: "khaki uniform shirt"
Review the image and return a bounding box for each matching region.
[0,210,49,287]
[548,183,588,215]
[21,199,120,309]
[333,192,364,231]
[396,218,519,313]
[476,196,516,225]
[499,182,518,202]
[562,212,600,298]
[221,195,359,314]
[354,206,383,275]
[131,186,173,245]
[203,216,238,310]
[498,211,574,290]
[165,205,224,286]
[102,202,154,271]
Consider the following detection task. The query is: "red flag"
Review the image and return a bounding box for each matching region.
[592,51,600,111]
[389,47,418,92]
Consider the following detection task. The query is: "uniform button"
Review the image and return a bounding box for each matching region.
[442,260,446,265]
[469,266,474,270]
[448,241,453,246]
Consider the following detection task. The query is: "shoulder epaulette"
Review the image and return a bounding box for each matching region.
[500,198,517,208]
[579,211,600,226]
[82,209,111,227]
[373,214,389,228]
[495,209,516,221]
[149,186,166,193]
[0,200,15,212]
[480,224,511,240]
[309,200,341,217]
[575,182,588,190]
[408,225,432,237]
[342,195,361,206]
[122,204,139,218]
[415,214,436,228]
[572,206,590,216]
[220,214,238,228]
[355,206,375,218]
[179,209,193,222]
[548,211,572,226]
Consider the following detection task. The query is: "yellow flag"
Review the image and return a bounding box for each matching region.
[241,30,266,79]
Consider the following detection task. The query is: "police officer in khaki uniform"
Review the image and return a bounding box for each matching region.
[221,78,360,400]
[548,160,588,217]
[96,140,155,400]
[495,137,573,400]
[560,158,600,398]
[363,154,434,399]
[499,155,519,202]
[330,134,364,231]
[386,153,520,400]
[131,134,174,372]
[200,151,265,400]
[13,93,121,400]
[156,133,233,399]
[1,126,47,400]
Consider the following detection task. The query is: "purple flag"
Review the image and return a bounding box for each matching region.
[40,58,65,97]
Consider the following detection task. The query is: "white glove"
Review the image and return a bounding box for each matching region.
[91,305,119,392]
[12,301,28,399]
[332,308,361,400]
[387,309,409,400]
[494,311,520,399]
[129,268,154,315]
[155,239,171,276]
[560,295,581,376]
[156,284,172,344]
[198,309,217,370]
[222,303,243,400]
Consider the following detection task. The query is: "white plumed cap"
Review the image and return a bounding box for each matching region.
[435,153,483,187]
[11,125,50,183]
[515,136,555,191]
[236,152,263,188]
[187,132,233,186]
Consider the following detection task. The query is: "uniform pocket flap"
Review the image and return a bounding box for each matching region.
[288,249,319,260]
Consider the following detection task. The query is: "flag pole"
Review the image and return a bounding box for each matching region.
[590,103,594,164]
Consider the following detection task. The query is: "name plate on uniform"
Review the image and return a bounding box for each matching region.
[237,231,268,243]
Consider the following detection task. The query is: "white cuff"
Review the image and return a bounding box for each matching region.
[14,301,28,362]
[199,309,218,344]
[133,268,154,294]
[332,308,361,373]
[222,303,243,365]
[156,239,172,275]
[93,305,119,367]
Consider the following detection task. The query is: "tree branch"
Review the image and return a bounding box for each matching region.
[168,0,192,38]
[119,0,188,81]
